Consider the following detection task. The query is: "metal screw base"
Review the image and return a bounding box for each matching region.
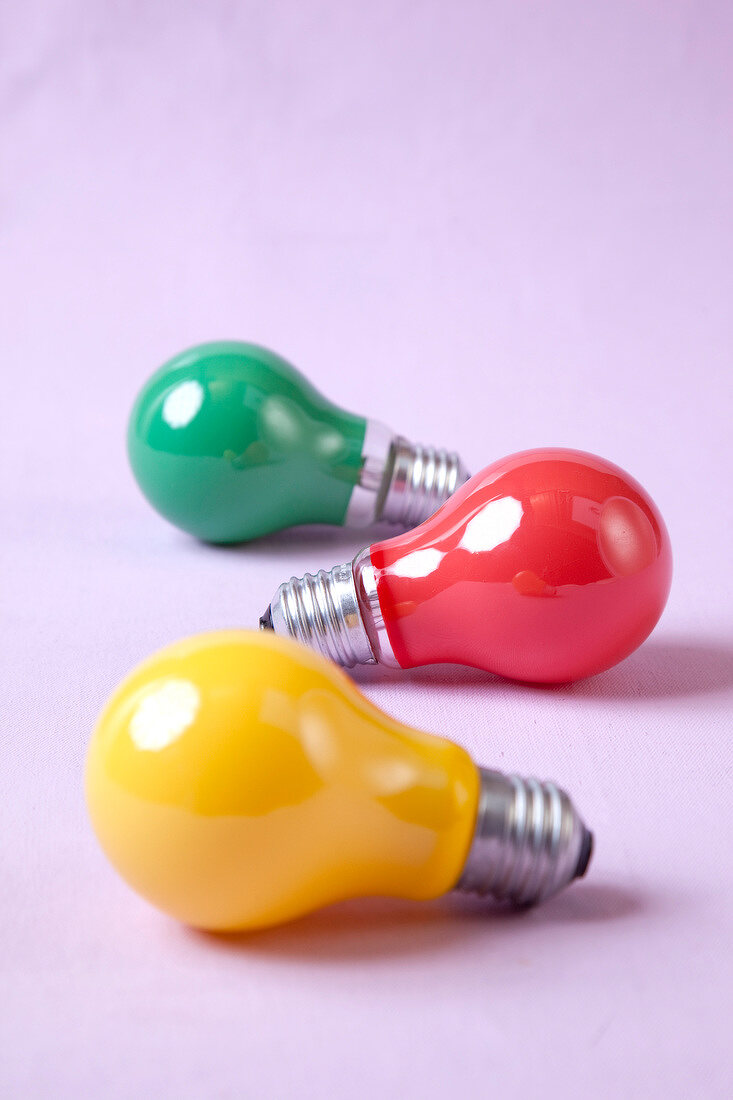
[261,550,400,668]
[344,420,468,529]
[379,437,469,528]
[455,768,593,906]
[260,562,376,667]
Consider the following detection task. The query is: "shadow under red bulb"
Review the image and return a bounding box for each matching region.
[369,449,672,683]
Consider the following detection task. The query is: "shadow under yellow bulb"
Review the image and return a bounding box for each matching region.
[85,632,479,931]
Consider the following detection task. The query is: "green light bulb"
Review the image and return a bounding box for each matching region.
[128,342,467,543]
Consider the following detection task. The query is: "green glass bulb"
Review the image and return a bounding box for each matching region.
[128,342,468,544]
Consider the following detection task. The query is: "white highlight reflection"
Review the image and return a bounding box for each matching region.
[390,547,444,578]
[460,496,523,553]
[364,758,418,795]
[162,380,204,428]
[130,679,200,751]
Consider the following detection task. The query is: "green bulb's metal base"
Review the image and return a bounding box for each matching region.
[345,424,469,529]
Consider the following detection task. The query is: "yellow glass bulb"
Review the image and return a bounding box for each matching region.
[85,631,480,931]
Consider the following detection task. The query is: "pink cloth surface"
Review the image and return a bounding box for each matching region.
[2,3,732,1096]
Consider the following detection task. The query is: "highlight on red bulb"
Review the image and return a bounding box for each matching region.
[368,448,672,683]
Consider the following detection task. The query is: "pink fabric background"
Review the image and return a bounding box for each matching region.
[2,2,732,1096]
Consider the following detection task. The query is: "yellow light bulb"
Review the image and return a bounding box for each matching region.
[85,631,592,931]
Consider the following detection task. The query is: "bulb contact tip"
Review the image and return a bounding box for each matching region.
[575,828,594,880]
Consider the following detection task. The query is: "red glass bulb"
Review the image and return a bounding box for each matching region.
[369,448,672,682]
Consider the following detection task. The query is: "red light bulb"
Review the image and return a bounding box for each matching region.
[262,448,672,683]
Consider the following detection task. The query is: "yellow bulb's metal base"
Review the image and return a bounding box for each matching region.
[455,769,593,906]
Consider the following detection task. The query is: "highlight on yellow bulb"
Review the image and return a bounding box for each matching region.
[85,631,480,932]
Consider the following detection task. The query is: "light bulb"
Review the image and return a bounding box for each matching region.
[85,631,592,932]
[128,341,468,543]
[261,448,672,683]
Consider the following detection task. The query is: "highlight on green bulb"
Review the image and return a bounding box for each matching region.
[127,342,368,543]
